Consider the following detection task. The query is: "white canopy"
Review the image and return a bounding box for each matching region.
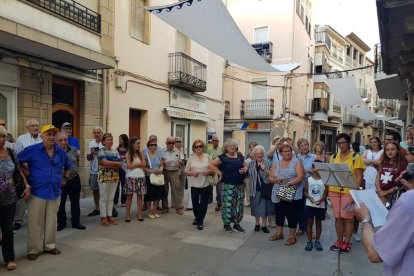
[349,107,380,121]
[326,77,362,107]
[146,0,301,72]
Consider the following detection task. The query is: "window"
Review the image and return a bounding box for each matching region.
[251,78,267,99]
[346,47,351,56]
[130,0,150,43]
[176,31,190,54]
[254,26,268,43]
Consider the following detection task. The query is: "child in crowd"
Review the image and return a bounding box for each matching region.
[304,160,327,251]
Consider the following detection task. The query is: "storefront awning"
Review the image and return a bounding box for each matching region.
[146,0,301,73]
[164,107,214,123]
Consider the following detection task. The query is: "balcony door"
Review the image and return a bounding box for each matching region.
[251,78,267,99]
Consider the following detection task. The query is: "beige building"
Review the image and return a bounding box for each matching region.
[108,0,225,155]
[223,0,315,154]
[0,0,116,190]
[311,25,399,152]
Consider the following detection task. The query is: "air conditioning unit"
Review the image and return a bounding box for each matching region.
[252,41,273,63]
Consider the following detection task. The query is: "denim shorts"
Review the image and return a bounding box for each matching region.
[89,174,99,191]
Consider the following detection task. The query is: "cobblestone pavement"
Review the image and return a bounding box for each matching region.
[2,196,382,275]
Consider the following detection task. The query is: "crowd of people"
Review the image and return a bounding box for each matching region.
[0,118,413,274]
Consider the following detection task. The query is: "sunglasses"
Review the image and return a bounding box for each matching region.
[0,124,5,126]
[149,144,157,147]
[194,145,204,149]
[175,141,182,143]
[167,142,175,145]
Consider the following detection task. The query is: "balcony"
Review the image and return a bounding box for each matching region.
[24,0,101,33]
[224,100,230,119]
[252,41,273,63]
[366,92,372,103]
[315,31,331,49]
[359,88,368,99]
[333,102,342,113]
[168,52,207,92]
[376,99,397,110]
[240,99,274,119]
[343,114,357,126]
[372,119,384,131]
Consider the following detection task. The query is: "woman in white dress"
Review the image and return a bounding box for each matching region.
[361,137,383,191]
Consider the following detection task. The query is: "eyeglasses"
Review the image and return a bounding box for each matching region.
[167,142,175,145]
[175,141,182,143]
[0,123,5,126]
[149,144,157,147]
[281,150,291,153]
[194,145,204,149]
[337,141,348,145]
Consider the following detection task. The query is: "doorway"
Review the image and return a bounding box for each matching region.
[52,77,79,137]
[129,109,141,139]
[171,120,190,156]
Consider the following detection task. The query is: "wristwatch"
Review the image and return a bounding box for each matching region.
[361,218,373,229]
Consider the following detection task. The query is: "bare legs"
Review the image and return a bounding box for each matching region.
[335,218,353,243]
[125,193,144,220]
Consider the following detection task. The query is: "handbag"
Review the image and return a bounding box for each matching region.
[207,173,220,186]
[147,153,165,186]
[7,148,26,199]
[276,183,297,202]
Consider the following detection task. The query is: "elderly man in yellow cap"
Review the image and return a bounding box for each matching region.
[17,125,72,261]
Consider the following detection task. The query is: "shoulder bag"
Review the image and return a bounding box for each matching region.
[274,160,297,202]
[7,148,26,199]
[147,153,165,186]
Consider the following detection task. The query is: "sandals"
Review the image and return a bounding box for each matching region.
[6,261,17,270]
[284,237,297,246]
[269,234,284,241]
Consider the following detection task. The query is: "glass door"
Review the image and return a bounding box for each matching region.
[171,120,190,156]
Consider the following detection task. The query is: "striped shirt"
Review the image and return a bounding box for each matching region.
[15,132,42,153]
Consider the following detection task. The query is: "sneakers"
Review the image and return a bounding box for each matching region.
[224,225,233,233]
[330,240,342,251]
[353,233,361,242]
[261,227,269,233]
[254,225,260,232]
[340,241,352,254]
[305,241,313,251]
[88,210,100,217]
[233,224,245,233]
[100,217,109,226]
[314,240,323,251]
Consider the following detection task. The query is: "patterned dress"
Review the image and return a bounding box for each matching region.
[125,155,146,195]
[219,153,245,225]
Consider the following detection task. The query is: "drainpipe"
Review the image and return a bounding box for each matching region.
[102,69,109,132]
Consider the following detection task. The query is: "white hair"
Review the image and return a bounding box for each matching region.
[252,145,265,155]
[26,119,39,127]
[93,126,103,132]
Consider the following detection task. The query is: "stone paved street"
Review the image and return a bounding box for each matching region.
[2,197,382,276]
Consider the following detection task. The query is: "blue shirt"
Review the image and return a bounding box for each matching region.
[296,152,315,200]
[17,143,71,200]
[218,153,245,185]
[68,136,80,151]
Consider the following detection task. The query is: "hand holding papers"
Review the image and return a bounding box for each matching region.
[313,163,359,189]
[350,189,388,227]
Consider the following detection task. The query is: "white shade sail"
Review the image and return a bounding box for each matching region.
[326,77,362,107]
[349,107,379,121]
[147,0,301,72]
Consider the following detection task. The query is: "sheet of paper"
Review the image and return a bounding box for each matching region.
[350,189,388,227]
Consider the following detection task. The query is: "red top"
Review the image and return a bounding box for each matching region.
[378,158,408,190]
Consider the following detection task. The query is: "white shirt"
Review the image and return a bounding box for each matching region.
[89,140,103,174]
[306,176,326,208]
[185,153,211,188]
[15,132,42,153]
[126,155,145,178]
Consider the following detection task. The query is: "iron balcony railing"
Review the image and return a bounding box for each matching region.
[25,0,101,33]
[168,52,207,92]
[332,102,342,113]
[305,98,329,115]
[251,41,273,63]
[343,113,357,126]
[240,99,274,119]
[377,99,397,110]
[224,101,230,119]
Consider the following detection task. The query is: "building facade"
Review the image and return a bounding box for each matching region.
[109,0,225,156]
[0,0,116,192]
[223,0,315,154]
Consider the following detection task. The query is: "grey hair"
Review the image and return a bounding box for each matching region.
[252,145,265,155]
[93,126,103,132]
[223,138,238,151]
[0,126,6,136]
[26,119,39,127]
[297,138,309,148]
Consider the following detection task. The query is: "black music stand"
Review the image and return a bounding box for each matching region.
[313,162,359,276]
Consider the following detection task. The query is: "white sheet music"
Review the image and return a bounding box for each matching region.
[313,162,358,189]
[350,189,388,228]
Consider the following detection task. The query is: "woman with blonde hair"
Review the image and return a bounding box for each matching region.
[97,133,122,226]
[209,138,247,233]
[185,139,212,230]
[312,140,329,163]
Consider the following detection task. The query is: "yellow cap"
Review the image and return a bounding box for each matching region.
[41,124,59,134]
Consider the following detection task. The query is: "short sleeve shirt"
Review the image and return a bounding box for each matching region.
[161,148,181,171]
[329,152,365,194]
